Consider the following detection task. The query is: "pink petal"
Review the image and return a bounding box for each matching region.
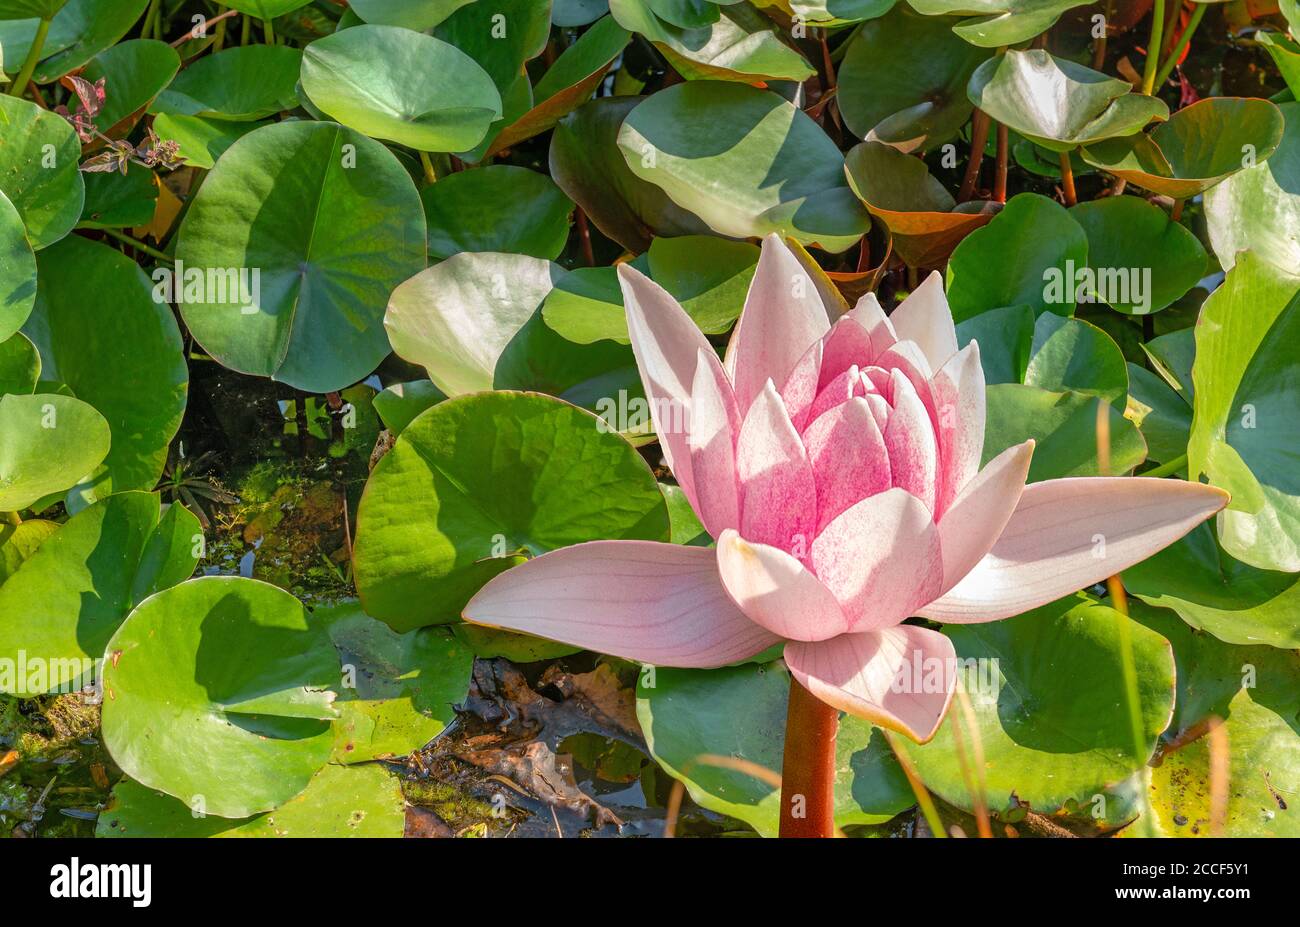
[726,234,832,416]
[784,625,957,743]
[845,292,897,358]
[715,529,850,642]
[805,364,864,424]
[935,440,1034,593]
[736,381,817,554]
[810,488,942,631]
[883,370,939,513]
[818,316,875,391]
[802,397,891,533]
[876,339,939,428]
[687,347,742,537]
[778,338,823,433]
[932,342,986,518]
[618,265,712,502]
[919,478,1230,623]
[463,541,779,667]
[888,271,959,372]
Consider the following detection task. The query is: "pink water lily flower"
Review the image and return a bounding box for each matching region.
[464,234,1227,744]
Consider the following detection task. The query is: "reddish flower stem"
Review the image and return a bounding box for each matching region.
[779,677,838,838]
[959,109,991,202]
[994,121,1009,203]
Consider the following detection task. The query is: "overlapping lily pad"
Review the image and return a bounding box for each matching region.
[636,660,914,837]
[79,39,179,137]
[1188,252,1300,573]
[1082,98,1285,199]
[0,94,84,250]
[0,192,36,342]
[352,391,670,631]
[300,25,502,153]
[152,44,300,121]
[422,165,573,261]
[175,120,426,393]
[909,0,1095,47]
[618,81,869,252]
[0,331,39,395]
[0,392,109,512]
[349,0,475,31]
[0,492,200,695]
[0,0,149,84]
[101,576,340,819]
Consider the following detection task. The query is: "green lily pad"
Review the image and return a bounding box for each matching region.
[300,25,501,153]
[349,0,475,31]
[1068,196,1206,316]
[837,5,991,152]
[984,383,1146,481]
[175,120,426,394]
[373,380,446,436]
[451,623,583,662]
[422,165,573,261]
[0,0,71,18]
[151,44,301,121]
[788,0,897,25]
[79,162,158,229]
[1126,523,1300,650]
[542,235,757,344]
[101,576,340,819]
[844,140,997,266]
[969,49,1167,154]
[0,517,58,584]
[1126,362,1191,467]
[956,303,1035,385]
[0,492,200,695]
[1131,602,1299,837]
[0,392,109,512]
[1013,137,1095,178]
[1081,97,1285,199]
[150,113,265,170]
[320,601,474,763]
[27,235,187,497]
[618,81,870,253]
[97,762,406,838]
[911,595,1175,822]
[487,13,631,155]
[1259,31,1300,100]
[433,0,552,98]
[0,330,39,394]
[0,94,83,251]
[660,482,708,545]
[946,192,1088,322]
[549,96,712,252]
[1024,312,1128,407]
[218,1,313,16]
[1205,102,1300,273]
[909,0,1095,47]
[384,251,642,417]
[79,39,178,136]
[609,0,813,83]
[352,391,669,631]
[637,660,914,837]
[0,191,35,342]
[1143,327,1195,400]
[2,0,149,84]
[555,0,610,25]
[1188,252,1300,573]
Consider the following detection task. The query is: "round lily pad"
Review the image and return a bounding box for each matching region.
[1082,97,1286,199]
[910,596,1175,822]
[0,330,39,394]
[300,25,501,153]
[216,0,313,16]
[352,391,670,631]
[0,0,149,85]
[637,660,914,837]
[617,81,869,253]
[0,517,58,584]
[969,49,1168,153]
[175,120,426,393]
[97,763,405,838]
[422,165,573,261]
[79,39,179,137]
[1024,312,1128,407]
[79,162,159,229]
[373,380,446,436]
[151,44,301,121]
[0,392,109,512]
[101,576,341,819]
[349,0,475,30]
[909,0,1095,47]
[0,191,36,342]
[150,113,264,170]
[838,4,990,153]
[0,94,84,251]
[0,492,200,695]
[29,235,187,497]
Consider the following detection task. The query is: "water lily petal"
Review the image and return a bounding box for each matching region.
[785,625,957,743]
[936,440,1034,593]
[688,347,742,537]
[888,271,959,372]
[803,397,891,533]
[779,337,824,434]
[818,316,875,391]
[919,478,1230,623]
[736,380,817,554]
[883,370,939,513]
[463,541,779,667]
[716,529,849,641]
[726,234,832,416]
[810,487,942,631]
[932,342,986,518]
[845,291,897,359]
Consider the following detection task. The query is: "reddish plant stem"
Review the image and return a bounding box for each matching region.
[994,121,1009,203]
[575,208,595,267]
[779,678,838,838]
[1171,197,1185,222]
[1059,151,1078,206]
[959,109,991,201]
